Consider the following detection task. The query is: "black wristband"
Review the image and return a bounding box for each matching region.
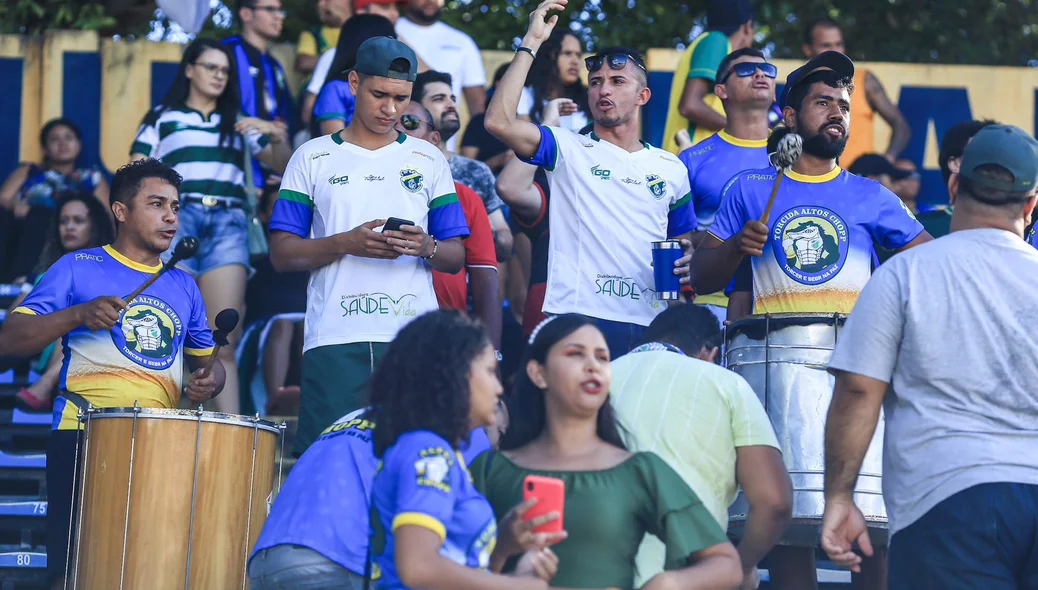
[516,46,536,59]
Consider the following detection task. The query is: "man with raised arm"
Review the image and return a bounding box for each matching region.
[484,0,696,358]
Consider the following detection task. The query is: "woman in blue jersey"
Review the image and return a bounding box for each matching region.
[371,310,559,590]
[312,14,396,136]
[130,37,290,414]
[471,315,743,590]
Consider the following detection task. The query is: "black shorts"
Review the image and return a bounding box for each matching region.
[46,429,83,584]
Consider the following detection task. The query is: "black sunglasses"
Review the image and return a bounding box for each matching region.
[719,62,778,84]
[399,114,432,131]
[585,52,647,75]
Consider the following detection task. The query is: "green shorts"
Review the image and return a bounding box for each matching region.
[294,342,389,456]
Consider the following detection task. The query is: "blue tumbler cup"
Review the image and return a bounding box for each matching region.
[651,240,683,300]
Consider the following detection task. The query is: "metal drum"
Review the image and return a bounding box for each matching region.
[68,404,285,589]
[724,313,887,547]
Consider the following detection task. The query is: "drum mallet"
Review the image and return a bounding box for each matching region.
[199,308,240,379]
[123,236,199,302]
[759,131,804,225]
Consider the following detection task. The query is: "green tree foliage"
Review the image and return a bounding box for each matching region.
[2,0,1033,67]
[439,0,1036,66]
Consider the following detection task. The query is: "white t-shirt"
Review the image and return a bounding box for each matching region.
[517,86,590,133]
[270,132,470,351]
[395,18,487,150]
[307,48,336,95]
[523,126,697,326]
[828,229,1038,537]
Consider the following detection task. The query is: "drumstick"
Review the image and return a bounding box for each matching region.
[759,132,803,226]
[123,237,199,302]
[199,308,240,379]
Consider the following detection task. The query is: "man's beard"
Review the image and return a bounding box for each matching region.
[798,120,848,160]
[410,7,441,24]
[438,115,461,141]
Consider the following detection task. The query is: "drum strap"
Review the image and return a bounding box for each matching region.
[59,389,91,413]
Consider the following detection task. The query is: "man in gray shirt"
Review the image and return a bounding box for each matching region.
[821,125,1038,589]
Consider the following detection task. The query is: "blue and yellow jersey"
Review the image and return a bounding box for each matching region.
[679,130,770,306]
[373,430,497,589]
[13,245,214,430]
[709,167,924,314]
[254,411,490,578]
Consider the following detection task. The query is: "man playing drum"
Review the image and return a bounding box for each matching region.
[0,159,225,589]
[684,51,932,590]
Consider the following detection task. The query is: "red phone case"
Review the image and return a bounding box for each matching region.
[522,475,565,535]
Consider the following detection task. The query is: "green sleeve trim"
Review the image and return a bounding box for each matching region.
[687,32,730,82]
[130,141,152,156]
[670,192,692,211]
[429,193,459,209]
[278,189,313,208]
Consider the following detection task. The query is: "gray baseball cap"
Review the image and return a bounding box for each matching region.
[352,36,418,82]
[960,124,1038,193]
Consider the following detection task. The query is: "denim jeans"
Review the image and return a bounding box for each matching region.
[248,545,366,590]
[888,482,1038,589]
[163,202,250,276]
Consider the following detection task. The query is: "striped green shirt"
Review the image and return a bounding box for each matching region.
[131,107,268,201]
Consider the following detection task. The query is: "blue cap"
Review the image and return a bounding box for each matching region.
[779,50,854,109]
[959,124,1038,193]
[352,37,418,82]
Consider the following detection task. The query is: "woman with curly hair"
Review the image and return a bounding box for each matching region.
[471,314,742,590]
[371,310,558,590]
[518,29,590,132]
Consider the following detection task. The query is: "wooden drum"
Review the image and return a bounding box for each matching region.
[69,405,284,589]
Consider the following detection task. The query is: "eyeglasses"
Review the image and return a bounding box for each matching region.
[247,5,287,18]
[193,62,231,77]
[399,114,432,131]
[584,52,647,75]
[719,62,778,84]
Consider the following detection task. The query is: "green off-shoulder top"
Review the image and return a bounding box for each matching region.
[469,451,727,589]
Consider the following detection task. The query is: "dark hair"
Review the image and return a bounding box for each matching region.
[716,47,767,83]
[640,305,722,355]
[589,46,647,87]
[500,314,628,452]
[411,70,453,103]
[370,310,491,456]
[39,118,83,167]
[110,159,183,219]
[958,164,1035,208]
[803,17,841,46]
[786,70,854,113]
[525,30,589,124]
[35,192,115,274]
[145,38,240,148]
[939,119,998,185]
[326,15,397,86]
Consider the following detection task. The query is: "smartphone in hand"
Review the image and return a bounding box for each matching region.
[522,475,565,535]
[382,217,415,233]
